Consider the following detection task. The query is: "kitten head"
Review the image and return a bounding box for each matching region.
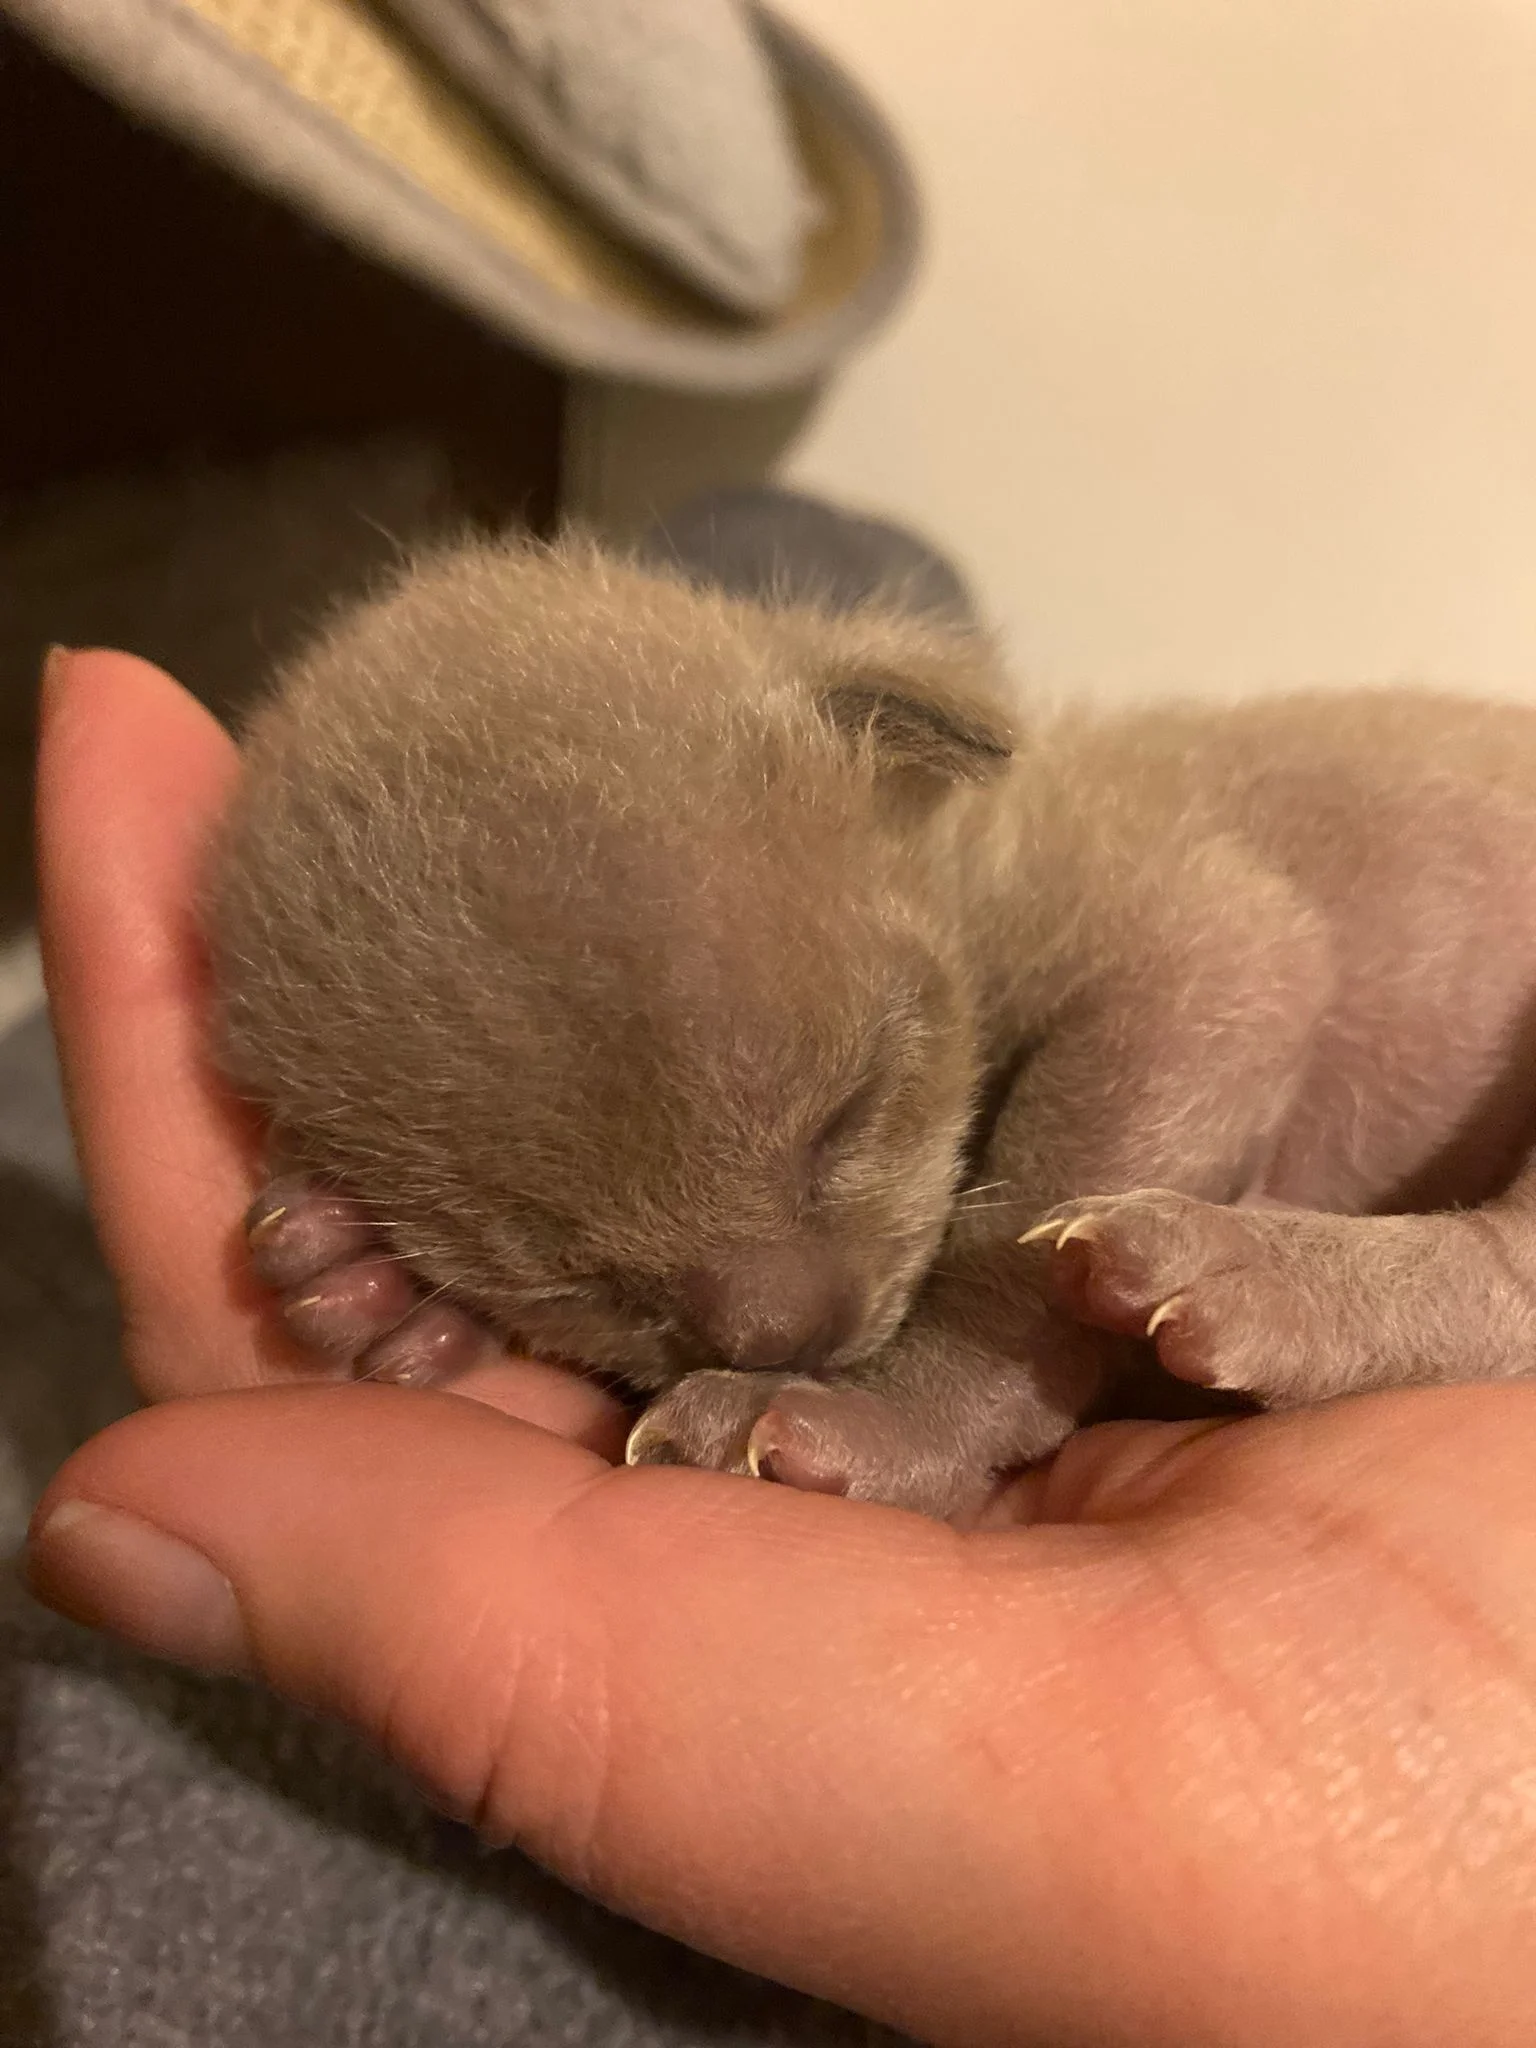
[211,538,1016,1388]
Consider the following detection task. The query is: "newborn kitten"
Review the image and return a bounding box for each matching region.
[207,535,1536,1519]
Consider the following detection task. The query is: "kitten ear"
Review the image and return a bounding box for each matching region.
[812,618,1015,786]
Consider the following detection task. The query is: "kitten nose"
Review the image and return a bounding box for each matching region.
[677,1242,858,1375]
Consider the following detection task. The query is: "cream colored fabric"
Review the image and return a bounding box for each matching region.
[380,0,817,312]
[5,0,915,391]
[175,0,702,310]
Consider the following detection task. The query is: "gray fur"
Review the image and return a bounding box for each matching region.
[209,535,1536,1519]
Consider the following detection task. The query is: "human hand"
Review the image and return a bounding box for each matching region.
[34,647,619,1438]
[27,651,1536,2048]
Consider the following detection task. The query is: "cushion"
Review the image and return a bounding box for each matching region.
[383,0,819,313]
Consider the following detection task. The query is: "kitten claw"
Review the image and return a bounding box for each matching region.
[245,1176,382,1291]
[1018,1215,1100,1250]
[1017,1220,1065,1247]
[744,1402,852,1496]
[741,1434,795,1484]
[624,1415,693,1467]
[1146,1295,1184,1338]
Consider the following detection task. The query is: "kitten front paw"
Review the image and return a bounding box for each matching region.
[625,1368,796,1474]
[1023,1188,1309,1397]
[744,1381,1001,1518]
[246,1175,495,1384]
[626,1368,1002,1521]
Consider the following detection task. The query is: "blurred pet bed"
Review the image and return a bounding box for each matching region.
[2,0,921,393]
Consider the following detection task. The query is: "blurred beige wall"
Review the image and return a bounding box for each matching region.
[572,0,1536,705]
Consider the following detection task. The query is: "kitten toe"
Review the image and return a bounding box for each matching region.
[625,1369,780,1474]
[280,1256,419,1363]
[748,1383,991,1520]
[246,1176,380,1290]
[355,1299,497,1385]
[745,1391,853,1496]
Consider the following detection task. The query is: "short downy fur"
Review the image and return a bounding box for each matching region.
[208,535,1536,1519]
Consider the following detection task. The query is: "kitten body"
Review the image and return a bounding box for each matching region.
[210,537,1536,1515]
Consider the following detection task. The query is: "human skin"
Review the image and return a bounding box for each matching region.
[23,650,1536,2048]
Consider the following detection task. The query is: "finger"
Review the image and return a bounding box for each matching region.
[448,1358,631,1457]
[36,1387,1536,2048]
[23,1386,1119,2043]
[1001,1414,1244,1526]
[35,648,289,1395]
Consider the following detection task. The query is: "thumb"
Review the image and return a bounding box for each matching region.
[24,1384,1139,2047]
[36,647,275,1395]
[29,1388,1536,2048]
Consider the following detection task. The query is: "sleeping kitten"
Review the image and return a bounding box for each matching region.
[207,533,1536,1519]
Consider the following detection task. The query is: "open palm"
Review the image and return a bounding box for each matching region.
[27,650,1536,2048]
